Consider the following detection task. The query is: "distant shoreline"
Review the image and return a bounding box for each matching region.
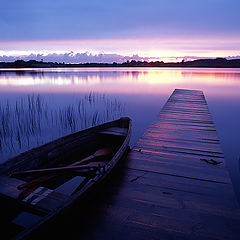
[0,58,240,69]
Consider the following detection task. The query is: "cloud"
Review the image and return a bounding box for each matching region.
[0,51,239,64]
[226,55,240,60]
[0,52,151,63]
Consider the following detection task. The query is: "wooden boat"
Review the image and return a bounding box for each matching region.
[0,117,132,239]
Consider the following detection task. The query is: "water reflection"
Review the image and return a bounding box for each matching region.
[0,67,240,200]
[0,93,124,162]
[0,69,146,85]
[0,68,239,97]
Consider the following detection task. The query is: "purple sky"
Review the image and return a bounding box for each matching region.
[0,0,240,62]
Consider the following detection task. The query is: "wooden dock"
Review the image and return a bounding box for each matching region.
[56,89,240,239]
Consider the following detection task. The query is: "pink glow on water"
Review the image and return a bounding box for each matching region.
[0,68,240,98]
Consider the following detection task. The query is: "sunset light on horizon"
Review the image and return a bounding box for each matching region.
[1,36,240,63]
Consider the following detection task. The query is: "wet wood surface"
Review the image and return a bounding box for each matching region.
[53,89,240,240]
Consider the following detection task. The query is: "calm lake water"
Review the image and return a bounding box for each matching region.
[0,67,240,200]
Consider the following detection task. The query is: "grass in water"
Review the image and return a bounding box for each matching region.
[0,93,125,162]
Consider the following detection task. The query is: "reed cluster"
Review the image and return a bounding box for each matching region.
[0,93,125,162]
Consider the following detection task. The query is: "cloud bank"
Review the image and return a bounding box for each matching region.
[0,52,239,64]
[0,52,150,63]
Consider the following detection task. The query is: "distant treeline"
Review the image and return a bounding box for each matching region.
[0,58,240,68]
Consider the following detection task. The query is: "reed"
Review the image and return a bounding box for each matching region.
[0,93,125,162]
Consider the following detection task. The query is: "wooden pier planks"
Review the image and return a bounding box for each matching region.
[77,89,240,240]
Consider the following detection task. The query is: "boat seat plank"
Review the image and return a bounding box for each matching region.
[0,177,72,211]
[55,176,85,195]
[35,191,72,211]
[99,127,128,136]
[12,211,43,228]
[21,186,73,211]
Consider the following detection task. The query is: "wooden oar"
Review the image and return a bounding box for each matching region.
[71,148,112,166]
[17,148,112,190]
[12,162,107,177]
